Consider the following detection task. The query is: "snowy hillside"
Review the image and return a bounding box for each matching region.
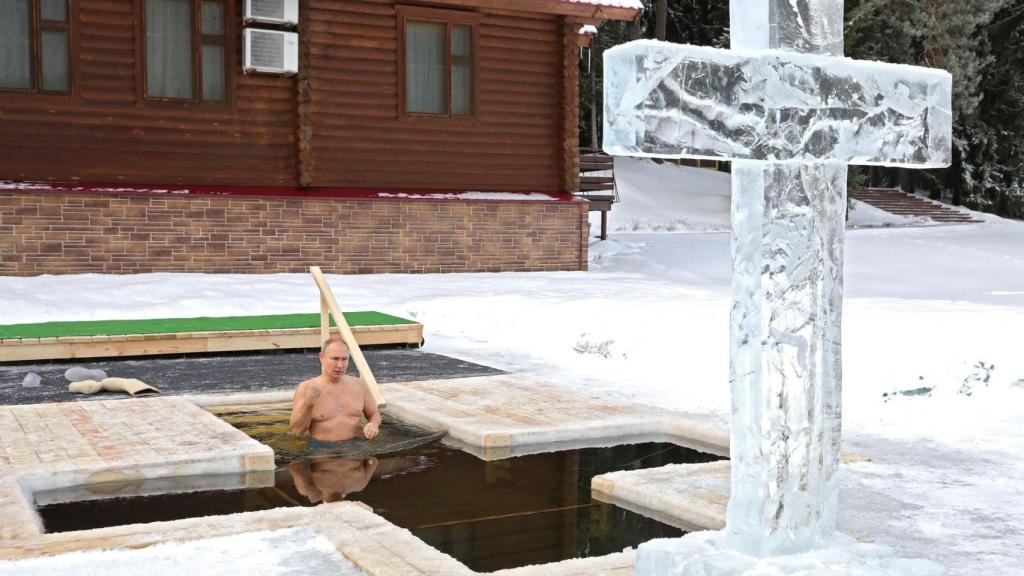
[591,157,929,233]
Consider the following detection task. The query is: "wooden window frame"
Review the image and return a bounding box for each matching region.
[0,0,75,96]
[136,0,234,105]
[396,5,480,123]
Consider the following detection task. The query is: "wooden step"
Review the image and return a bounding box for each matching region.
[580,153,613,165]
[580,181,615,192]
[851,188,982,223]
[580,162,613,170]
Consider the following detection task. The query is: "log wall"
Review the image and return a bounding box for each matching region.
[0,0,567,192]
[0,0,298,187]
[307,0,563,191]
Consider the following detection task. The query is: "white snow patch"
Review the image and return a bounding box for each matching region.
[554,0,643,10]
[595,158,732,233]
[0,181,190,194]
[0,527,363,576]
[638,530,945,575]
[376,191,558,201]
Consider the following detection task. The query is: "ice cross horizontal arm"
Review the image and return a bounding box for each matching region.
[603,41,952,167]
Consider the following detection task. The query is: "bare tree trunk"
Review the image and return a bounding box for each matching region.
[630,11,643,40]
[656,0,667,40]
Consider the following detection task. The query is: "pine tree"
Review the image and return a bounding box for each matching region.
[967,3,1024,217]
[845,0,1021,218]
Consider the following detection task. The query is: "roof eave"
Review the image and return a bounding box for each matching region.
[415,0,642,23]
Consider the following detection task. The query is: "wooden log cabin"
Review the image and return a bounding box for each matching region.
[0,0,641,276]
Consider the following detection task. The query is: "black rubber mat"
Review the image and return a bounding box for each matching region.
[0,348,503,406]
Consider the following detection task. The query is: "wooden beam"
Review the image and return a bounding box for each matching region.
[566,16,607,27]
[296,0,314,186]
[417,0,641,22]
[319,296,329,345]
[309,266,386,408]
[562,20,580,194]
[0,324,424,363]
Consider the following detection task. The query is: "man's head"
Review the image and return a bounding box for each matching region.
[319,337,350,383]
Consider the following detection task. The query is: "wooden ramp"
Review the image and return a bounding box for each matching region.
[0,312,423,363]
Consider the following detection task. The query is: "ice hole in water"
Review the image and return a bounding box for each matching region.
[34,410,724,573]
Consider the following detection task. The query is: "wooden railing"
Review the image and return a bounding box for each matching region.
[310,266,386,408]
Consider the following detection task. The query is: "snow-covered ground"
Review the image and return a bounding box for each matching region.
[0,528,363,576]
[1,159,1022,574]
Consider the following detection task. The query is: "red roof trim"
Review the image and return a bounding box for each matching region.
[1,181,586,204]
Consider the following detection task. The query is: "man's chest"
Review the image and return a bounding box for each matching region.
[312,388,363,421]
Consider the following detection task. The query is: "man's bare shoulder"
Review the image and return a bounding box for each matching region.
[341,374,366,388]
[297,375,324,390]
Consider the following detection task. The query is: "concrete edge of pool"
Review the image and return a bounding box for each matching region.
[0,374,736,575]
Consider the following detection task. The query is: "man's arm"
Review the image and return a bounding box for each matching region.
[361,381,381,439]
[288,461,323,503]
[289,380,321,436]
[350,457,379,494]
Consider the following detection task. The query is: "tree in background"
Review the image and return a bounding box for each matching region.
[968,4,1024,218]
[581,0,1024,218]
[846,0,1023,218]
[578,1,728,150]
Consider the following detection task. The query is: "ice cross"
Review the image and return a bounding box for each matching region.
[604,0,951,557]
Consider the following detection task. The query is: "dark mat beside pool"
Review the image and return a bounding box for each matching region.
[0,348,503,406]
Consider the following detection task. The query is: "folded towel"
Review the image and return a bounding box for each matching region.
[69,377,160,397]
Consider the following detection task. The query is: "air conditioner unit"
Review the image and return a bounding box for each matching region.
[244,0,298,26]
[243,29,299,75]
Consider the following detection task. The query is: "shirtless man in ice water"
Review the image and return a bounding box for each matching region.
[290,337,381,442]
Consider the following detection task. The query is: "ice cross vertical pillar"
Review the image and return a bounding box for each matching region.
[728,0,847,556]
[603,0,952,558]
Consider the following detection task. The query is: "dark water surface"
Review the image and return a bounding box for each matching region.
[37,411,723,572]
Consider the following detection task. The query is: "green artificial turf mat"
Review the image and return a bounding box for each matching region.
[0,312,416,340]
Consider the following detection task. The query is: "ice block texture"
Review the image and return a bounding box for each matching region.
[727,161,846,555]
[603,41,952,167]
[730,0,844,55]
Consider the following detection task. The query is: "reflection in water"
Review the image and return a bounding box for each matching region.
[289,457,379,503]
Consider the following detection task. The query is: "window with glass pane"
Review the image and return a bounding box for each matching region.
[39,0,69,92]
[450,25,472,116]
[147,0,193,99]
[402,12,475,118]
[406,21,446,114]
[40,30,69,91]
[200,1,226,101]
[145,0,228,102]
[0,0,33,90]
[1,0,70,93]
[40,0,65,20]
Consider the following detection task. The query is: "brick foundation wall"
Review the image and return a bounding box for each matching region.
[0,192,590,275]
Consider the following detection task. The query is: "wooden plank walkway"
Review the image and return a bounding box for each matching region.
[0,321,423,363]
